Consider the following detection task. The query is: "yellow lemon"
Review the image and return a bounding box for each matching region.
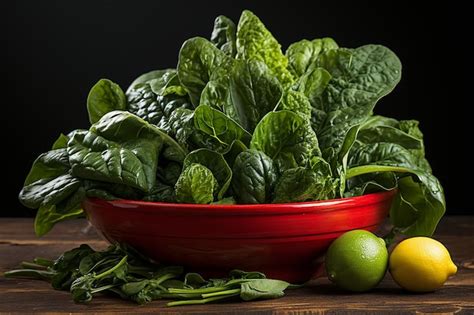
[389,237,457,292]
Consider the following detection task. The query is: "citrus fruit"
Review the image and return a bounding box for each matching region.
[325,230,388,292]
[389,237,457,292]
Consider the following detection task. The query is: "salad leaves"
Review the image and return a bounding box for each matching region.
[19,10,445,239]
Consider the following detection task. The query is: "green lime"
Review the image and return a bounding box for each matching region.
[325,230,388,292]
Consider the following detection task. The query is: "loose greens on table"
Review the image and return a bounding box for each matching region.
[19,10,445,238]
[5,244,290,306]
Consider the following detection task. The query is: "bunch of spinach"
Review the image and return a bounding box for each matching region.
[19,10,445,238]
[5,244,290,306]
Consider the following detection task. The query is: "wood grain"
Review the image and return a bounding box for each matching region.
[1,216,473,314]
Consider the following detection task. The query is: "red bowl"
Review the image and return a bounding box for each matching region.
[83,190,396,283]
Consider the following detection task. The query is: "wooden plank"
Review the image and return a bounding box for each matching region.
[1,216,473,314]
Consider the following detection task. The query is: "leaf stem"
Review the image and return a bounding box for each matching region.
[166,293,240,307]
[201,288,241,298]
[20,261,48,270]
[346,165,410,179]
[4,269,55,280]
[94,256,127,280]
[168,286,229,295]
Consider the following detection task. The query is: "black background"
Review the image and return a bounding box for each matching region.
[0,1,468,216]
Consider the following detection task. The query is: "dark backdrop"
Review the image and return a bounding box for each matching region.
[0,1,468,216]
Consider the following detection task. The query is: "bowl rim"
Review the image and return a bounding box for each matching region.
[84,189,397,216]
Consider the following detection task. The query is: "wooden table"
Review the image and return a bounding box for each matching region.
[1,217,473,314]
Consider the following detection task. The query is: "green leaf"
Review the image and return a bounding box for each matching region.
[157,162,182,186]
[126,82,192,132]
[34,189,85,236]
[167,108,228,153]
[92,110,186,162]
[231,150,277,204]
[358,125,423,150]
[276,89,312,119]
[23,148,70,186]
[294,67,331,112]
[345,172,397,197]
[240,279,290,301]
[273,158,336,203]
[126,69,173,94]
[250,110,320,172]
[286,37,338,77]
[314,45,402,151]
[194,105,251,148]
[184,149,232,199]
[148,70,187,97]
[200,78,232,111]
[87,79,127,125]
[347,142,445,236]
[178,37,233,106]
[236,10,293,86]
[175,163,217,204]
[211,15,237,57]
[223,140,248,168]
[168,108,196,148]
[52,133,70,150]
[229,60,283,131]
[19,174,81,209]
[68,112,175,192]
[68,132,157,192]
[390,174,445,236]
[143,182,176,203]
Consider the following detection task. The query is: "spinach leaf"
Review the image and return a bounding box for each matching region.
[87,79,127,125]
[229,60,283,132]
[347,142,445,236]
[250,110,320,172]
[236,10,293,86]
[127,82,192,132]
[175,163,217,204]
[286,37,338,77]
[359,116,423,149]
[390,174,444,236]
[168,108,196,148]
[240,279,289,301]
[68,112,179,192]
[200,77,232,111]
[34,188,85,236]
[210,15,237,57]
[143,182,176,203]
[231,150,277,204]
[313,45,402,151]
[276,89,312,120]
[148,69,187,97]
[358,125,423,150]
[126,69,173,94]
[52,133,70,150]
[178,37,233,106]
[273,157,336,203]
[345,172,397,197]
[157,162,182,186]
[194,105,251,148]
[19,174,81,209]
[184,149,232,199]
[92,110,187,163]
[223,140,248,168]
[23,148,70,186]
[293,67,332,127]
[167,107,229,153]
[68,131,158,192]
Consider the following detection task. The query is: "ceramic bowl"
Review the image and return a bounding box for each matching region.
[83,190,395,283]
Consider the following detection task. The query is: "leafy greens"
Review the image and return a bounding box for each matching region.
[19,10,445,239]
